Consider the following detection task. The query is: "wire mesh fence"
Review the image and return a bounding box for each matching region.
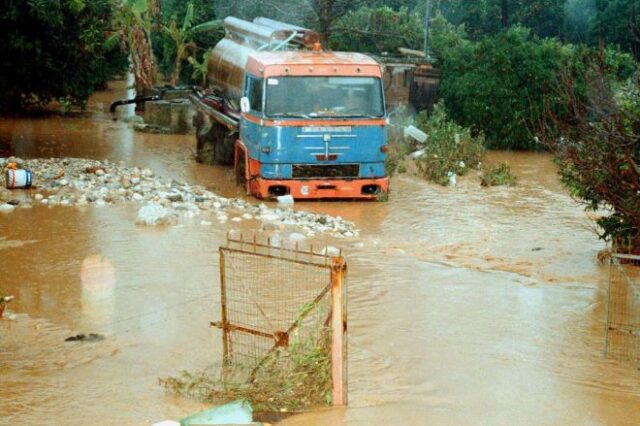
[605,254,640,368]
[211,232,347,406]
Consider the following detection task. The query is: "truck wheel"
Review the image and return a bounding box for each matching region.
[195,112,235,165]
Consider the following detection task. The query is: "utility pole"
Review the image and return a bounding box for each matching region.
[424,0,432,60]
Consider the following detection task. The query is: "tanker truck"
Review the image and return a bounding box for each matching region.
[190,17,389,199]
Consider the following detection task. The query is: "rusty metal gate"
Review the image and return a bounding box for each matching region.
[605,253,640,368]
[212,232,348,405]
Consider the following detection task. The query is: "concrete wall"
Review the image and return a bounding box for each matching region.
[144,99,196,134]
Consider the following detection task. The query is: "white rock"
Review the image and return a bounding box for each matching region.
[289,233,306,243]
[34,194,44,201]
[231,217,242,223]
[200,220,212,226]
[260,213,281,222]
[321,246,341,256]
[277,195,294,205]
[0,204,15,213]
[242,213,253,220]
[136,204,175,226]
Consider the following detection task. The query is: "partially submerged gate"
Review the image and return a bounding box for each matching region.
[605,253,640,368]
[212,232,348,405]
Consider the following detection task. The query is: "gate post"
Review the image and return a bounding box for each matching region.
[330,256,347,406]
[219,248,230,363]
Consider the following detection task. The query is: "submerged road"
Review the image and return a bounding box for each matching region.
[1,80,639,425]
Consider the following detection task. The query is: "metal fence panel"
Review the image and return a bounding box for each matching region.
[212,232,347,405]
[605,254,640,367]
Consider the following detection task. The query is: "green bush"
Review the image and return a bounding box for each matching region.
[543,61,640,244]
[414,102,485,185]
[480,162,517,186]
[161,328,332,412]
[439,27,576,150]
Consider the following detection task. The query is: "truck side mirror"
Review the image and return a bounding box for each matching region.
[240,97,250,113]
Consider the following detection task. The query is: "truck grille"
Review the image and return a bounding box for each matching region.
[292,164,360,179]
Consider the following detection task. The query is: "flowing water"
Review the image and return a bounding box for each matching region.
[1,81,639,425]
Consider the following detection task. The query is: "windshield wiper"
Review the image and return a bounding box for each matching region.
[339,114,381,119]
[269,112,311,119]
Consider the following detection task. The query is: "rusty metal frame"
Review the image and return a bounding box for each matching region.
[604,253,640,367]
[212,231,348,405]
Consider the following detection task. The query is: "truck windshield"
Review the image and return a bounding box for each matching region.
[264,76,385,118]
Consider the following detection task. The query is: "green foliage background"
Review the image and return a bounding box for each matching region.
[0,0,128,111]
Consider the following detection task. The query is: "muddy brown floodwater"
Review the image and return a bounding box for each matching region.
[1,80,640,425]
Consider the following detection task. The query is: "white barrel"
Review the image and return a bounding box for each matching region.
[5,169,33,189]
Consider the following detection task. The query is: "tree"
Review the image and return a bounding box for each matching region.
[439,27,574,149]
[563,0,597,44]
[330,6,423,53]
[111,0,162,94]
[433,0,567,40]
[592,0,640,59]
[161,2,222,85]
[306,0,377,43]
[0,0,128,111]
[542,57,640,247]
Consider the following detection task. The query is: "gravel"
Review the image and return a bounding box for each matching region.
[0,157,359,238]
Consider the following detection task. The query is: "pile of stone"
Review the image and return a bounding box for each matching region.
[0,157,358,238]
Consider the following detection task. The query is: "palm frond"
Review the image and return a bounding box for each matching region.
[103,33,122,51]
[182,2,194,33]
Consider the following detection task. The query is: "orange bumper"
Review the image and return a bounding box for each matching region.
[249,177,389,200]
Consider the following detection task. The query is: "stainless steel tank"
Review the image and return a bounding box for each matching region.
[207,17,318,111]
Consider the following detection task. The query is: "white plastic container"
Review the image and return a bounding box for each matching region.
[5,169,33,189]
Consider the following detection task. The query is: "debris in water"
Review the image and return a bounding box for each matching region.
[404,125,428,143]
[447,171,457,187]
[0,295,15,319]
[64,333,105,342]
[409,148,426,159]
